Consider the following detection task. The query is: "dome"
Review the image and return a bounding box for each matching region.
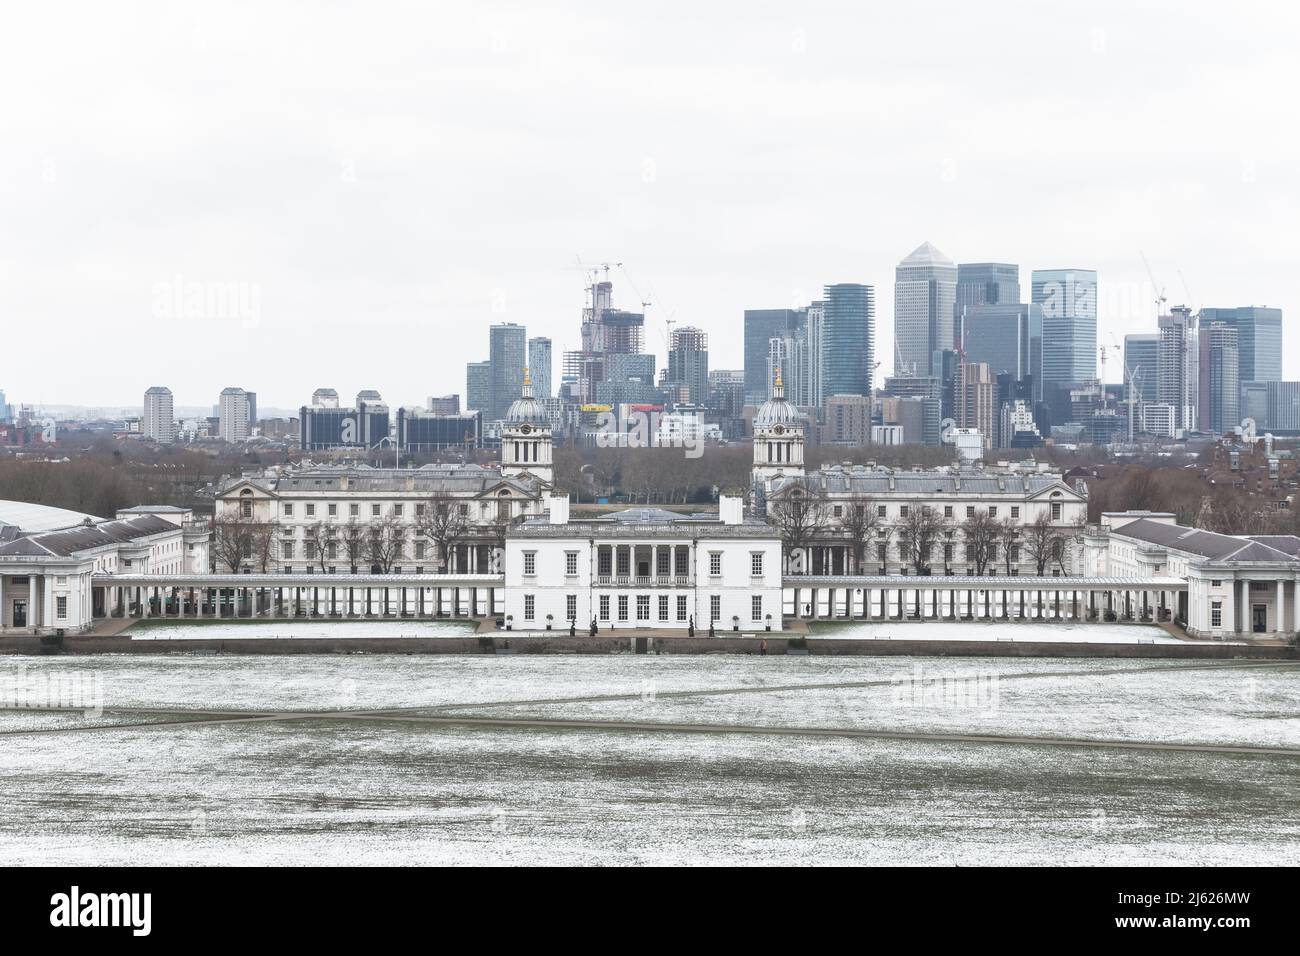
[754,369,805,428]
[505,368,550,425]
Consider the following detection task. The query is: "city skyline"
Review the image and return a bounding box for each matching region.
[3,3,1299,409]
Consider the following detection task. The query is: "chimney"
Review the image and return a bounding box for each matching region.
[547,493,570,525]
[340,475,349,491]
[719,494,744,525]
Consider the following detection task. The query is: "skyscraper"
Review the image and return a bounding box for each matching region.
[894,243,956,377]
[1158,307,1197,432]
[666,326,710,406]
[143,386,176,443]
[957,303,1043,397]
[466,361,491,415]
[1201,322,1240,435]
[218,387,254,443]
[1032,268,1097,422]
[1197,306,1283,385]
[528,337,553,399]
[823,283,875,398]
[489,323,528,422]
[956,263,1020,310]
[744,309,805,403]
[1123,333,1160,405]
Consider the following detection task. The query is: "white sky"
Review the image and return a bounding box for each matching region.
[2,1,1296,411]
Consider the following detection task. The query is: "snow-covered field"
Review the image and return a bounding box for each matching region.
[2,655,1297,865]
[126,620,476,640]
[810,621,1234,644]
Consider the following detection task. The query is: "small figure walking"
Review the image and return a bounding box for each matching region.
[760,639,768,656]
[589,618,598,637]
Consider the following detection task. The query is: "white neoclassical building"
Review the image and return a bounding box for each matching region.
[0,502,209,634]
[1084,511,1300,640]
[503,495,784,632]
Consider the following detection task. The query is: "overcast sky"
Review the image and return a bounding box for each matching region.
[2,1,1296,412]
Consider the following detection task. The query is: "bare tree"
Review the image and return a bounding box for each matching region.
[768,485,830,574]
[367,513,405,573]
[304,519,333,573]
[1022,512,1074,576]
[961,508,999,575]
[340,517,367,573]
[838,500,880,574]
[899,504,947,575]
[248,520,276,572]
[996,515,1020,575]
[415,496,469,572]
[212,516,252,572]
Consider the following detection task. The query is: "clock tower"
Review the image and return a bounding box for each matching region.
[501,368,554,485]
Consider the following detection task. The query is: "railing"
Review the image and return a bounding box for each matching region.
[594,575,693,588]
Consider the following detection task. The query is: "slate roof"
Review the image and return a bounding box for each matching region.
[771,470,1075,498]
[217,465,541,497]
[0,514,177,559]
[1112,518,1300,564]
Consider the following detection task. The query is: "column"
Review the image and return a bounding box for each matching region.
[1238,578,1249,634]
[1277,579,1286,637]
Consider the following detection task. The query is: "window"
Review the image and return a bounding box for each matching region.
[751,595,762,621]
[523,595,535,620]
[371,504,381,517]
[283,503,294,517]
[523,551,536,576]
[988,506,997,518]
[709,553,722,576]
[1011,506,1019,519]
[327,542,338,559]
[414,542,426,560]
[877,544,887,562]
[566,594,577,621]
[1051,503,1062,521]
[637,595,650,620]
[710,595,721,622]
[565,552,579,576]
[56,596,67,619]
[900,505,910,518]
[1211,601,1222,628]
[305,503,316,517]
[282,542,294,560]
[833,505,843,517]
[415,503,425,516]
[328,503,337,517]
[658,595,669,621]
[599,595,610,621]
[965,506,975,518]
[877,505,886,518]
[750,553,763,576]
[1211,579,1222,587]
[393,504,403,517]
[618,595,629,621]
[304,541,316,560]
[598,547,613,577]
[676,595,688,621]
[944,505,953,518]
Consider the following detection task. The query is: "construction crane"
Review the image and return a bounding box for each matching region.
[1139,250,1167,320]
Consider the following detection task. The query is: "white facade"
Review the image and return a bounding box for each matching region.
[214,464,547,574]
[504,495,784,632]
[0,511,208,634]
[1084,511,1299,639]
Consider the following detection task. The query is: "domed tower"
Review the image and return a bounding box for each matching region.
[501,368,553,484]
[752,368,805,492]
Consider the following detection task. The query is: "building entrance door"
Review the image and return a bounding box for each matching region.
[1252,605,1268,633]
[13,600,26,628]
